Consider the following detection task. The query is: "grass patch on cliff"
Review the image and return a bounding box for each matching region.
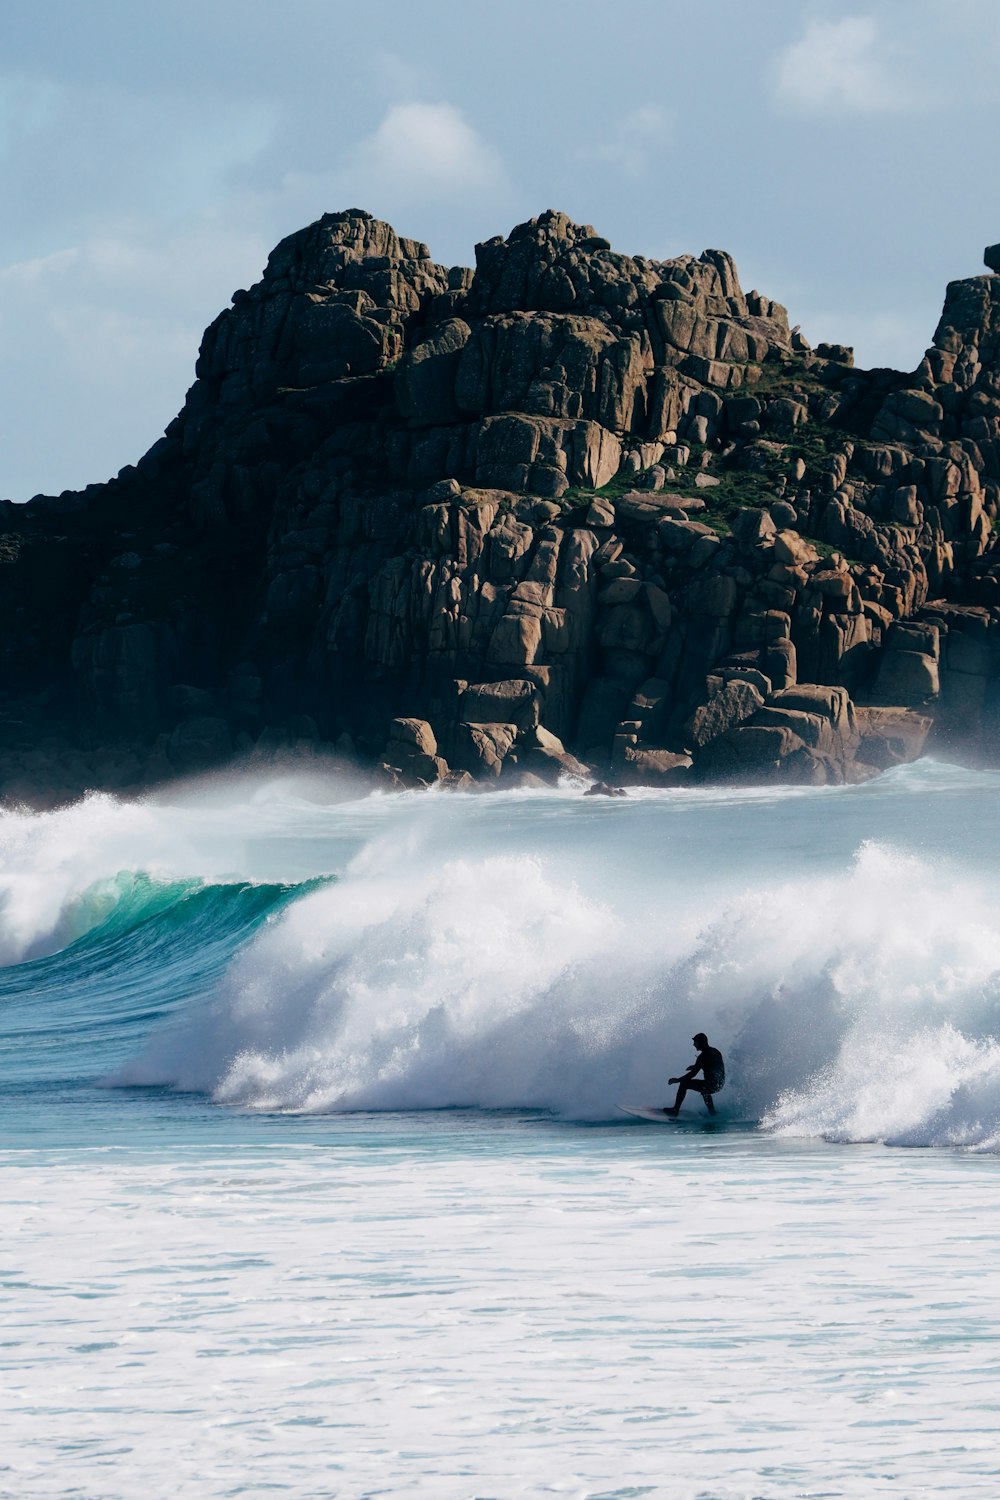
[561,454,781,535]
[561,473,636,507]
[785,422,842,475]
[672,473,776,538]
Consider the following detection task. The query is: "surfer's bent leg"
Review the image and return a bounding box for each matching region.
[681,1080,715,1115]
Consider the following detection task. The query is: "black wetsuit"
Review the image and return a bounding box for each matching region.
[700,1046,725,1093]
[669,1045,725,1114]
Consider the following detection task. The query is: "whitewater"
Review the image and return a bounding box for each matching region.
[3,763,1000,1497]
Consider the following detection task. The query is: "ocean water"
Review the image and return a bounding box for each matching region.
[3,763,1000,1497]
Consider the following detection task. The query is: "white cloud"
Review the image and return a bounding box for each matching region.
[773,15,914,115]
[352,101,506,199]
[259,98,514,264]
[0,246,79,285]
[578,104,672,180]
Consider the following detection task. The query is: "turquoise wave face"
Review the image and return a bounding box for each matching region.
[0,873,316,1086]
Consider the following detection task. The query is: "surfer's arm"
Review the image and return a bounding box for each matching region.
[668,1062,701,1084]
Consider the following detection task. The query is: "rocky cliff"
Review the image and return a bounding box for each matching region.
[4,208,1000,800]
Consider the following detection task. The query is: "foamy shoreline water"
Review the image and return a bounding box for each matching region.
[4,1126,1000,1500]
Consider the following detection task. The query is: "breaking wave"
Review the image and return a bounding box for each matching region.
[119,823,1000,1150]
[5,767,1000,1148]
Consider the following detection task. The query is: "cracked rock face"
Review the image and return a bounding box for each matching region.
[4,208,1000,802]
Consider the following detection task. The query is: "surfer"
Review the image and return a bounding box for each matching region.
[666,1033,725,1116]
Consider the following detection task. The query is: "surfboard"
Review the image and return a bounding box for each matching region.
[617,1104,682,1122]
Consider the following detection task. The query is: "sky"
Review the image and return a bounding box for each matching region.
[2,0,1000,501]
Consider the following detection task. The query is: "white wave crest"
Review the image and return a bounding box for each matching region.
[0,770,375,964]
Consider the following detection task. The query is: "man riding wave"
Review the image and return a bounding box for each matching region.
[666,1032,725,1116]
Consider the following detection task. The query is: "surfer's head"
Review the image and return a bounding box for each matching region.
[692,1032,708,1048]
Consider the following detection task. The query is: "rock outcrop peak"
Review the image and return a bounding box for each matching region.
[4,208,1000,801]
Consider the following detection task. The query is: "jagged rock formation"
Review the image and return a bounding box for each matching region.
[4,209,1000,801]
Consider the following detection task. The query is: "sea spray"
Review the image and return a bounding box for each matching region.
[765,1024,1000,1150]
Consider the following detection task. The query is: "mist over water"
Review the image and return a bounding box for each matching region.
[4,761,1000,1150]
